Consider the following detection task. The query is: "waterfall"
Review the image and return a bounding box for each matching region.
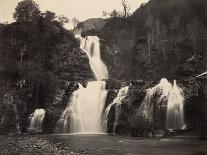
[29,109,45,131]
[139,78,172,123]
[75,35,108,80]
[139,78,185,130]
[105,86,129,133]
[57,35,109,133]
[166,80,185,130]
[57,81,107,133]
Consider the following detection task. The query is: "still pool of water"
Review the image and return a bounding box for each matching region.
[43,134,207,155]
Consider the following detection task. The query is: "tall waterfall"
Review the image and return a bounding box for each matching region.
[29,109,45,131]
[75,35,108,80]
[139,78,185,130]
[105,86,129,133]
[57,81,107,133]
[57,35,109,133]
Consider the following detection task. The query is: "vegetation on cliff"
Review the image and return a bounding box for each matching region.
[98,0,207,80]
[0,0,93,133]
[0,0,206,137]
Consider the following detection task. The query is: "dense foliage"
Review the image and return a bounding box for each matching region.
[100,0,207,80]
[0,0,93,133]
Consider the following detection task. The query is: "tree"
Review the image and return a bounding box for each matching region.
[102,0,130,19]
[121,0,130,18]
[58,15,69,26]
[42,11,56,22]
[188,17,200,56]
[110,9,120,18]
[13,0,40,23]
[147,34,152,64]
[102,11,108,18]
[146,15,155,43]
[71,17,80,29]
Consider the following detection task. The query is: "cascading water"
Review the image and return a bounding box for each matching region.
[139,78,172,123]
[139,78,185,130]
[166,80,185,130]
[75,35,108,81]
[29,109,45,131]
[57,35,108,133]
[57,81,107,133]
[105,86,129,133]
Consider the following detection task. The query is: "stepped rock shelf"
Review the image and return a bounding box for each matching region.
[24,35,204,137]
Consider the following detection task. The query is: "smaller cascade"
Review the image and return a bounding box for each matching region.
[138,78,185,130]
[29,109,45,131]
[166,80,185,130]
[105,86,129,133]
[139,78,172,123]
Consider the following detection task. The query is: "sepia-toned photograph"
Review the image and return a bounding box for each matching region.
[0,0,206,154]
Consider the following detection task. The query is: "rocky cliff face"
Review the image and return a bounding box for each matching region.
[74,18,107,35]
[94,0,207,81]
[34,78,204,137]
[0,77,204,137]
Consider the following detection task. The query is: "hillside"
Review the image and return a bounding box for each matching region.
[98,0,207,80]
[74,18,107,35]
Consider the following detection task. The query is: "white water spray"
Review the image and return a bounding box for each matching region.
[105,86,129,133]
[29,109,45,131]
[57,35,109,133]
[57,81,107,133]
[166,80,185,130]
[75,35,108,80]
[139,78,185,130]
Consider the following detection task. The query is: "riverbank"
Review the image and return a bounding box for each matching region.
[0,134,207,155]
[0,134,93,155]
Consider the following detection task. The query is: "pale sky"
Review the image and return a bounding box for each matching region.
[0,0,148,29]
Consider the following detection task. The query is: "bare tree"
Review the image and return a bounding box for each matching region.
[102,0,130,19]
[146,15,155,44]
[147,34,152,64]
[102,11,108,18]
[160,24,168,61]
[188,17,200,56]
[110,9,119,18]
[170,16,182,59]
[121,0,130,18]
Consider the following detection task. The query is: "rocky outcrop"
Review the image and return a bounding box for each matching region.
[56,47,94,81]
[105,79,203,136]
[74,18,107,35]
[39,78,203,136]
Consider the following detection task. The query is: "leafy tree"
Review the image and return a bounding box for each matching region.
[58,15,70,26]
[42,11,56,22]
[13,0,40,23]
[71,17,80,29]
